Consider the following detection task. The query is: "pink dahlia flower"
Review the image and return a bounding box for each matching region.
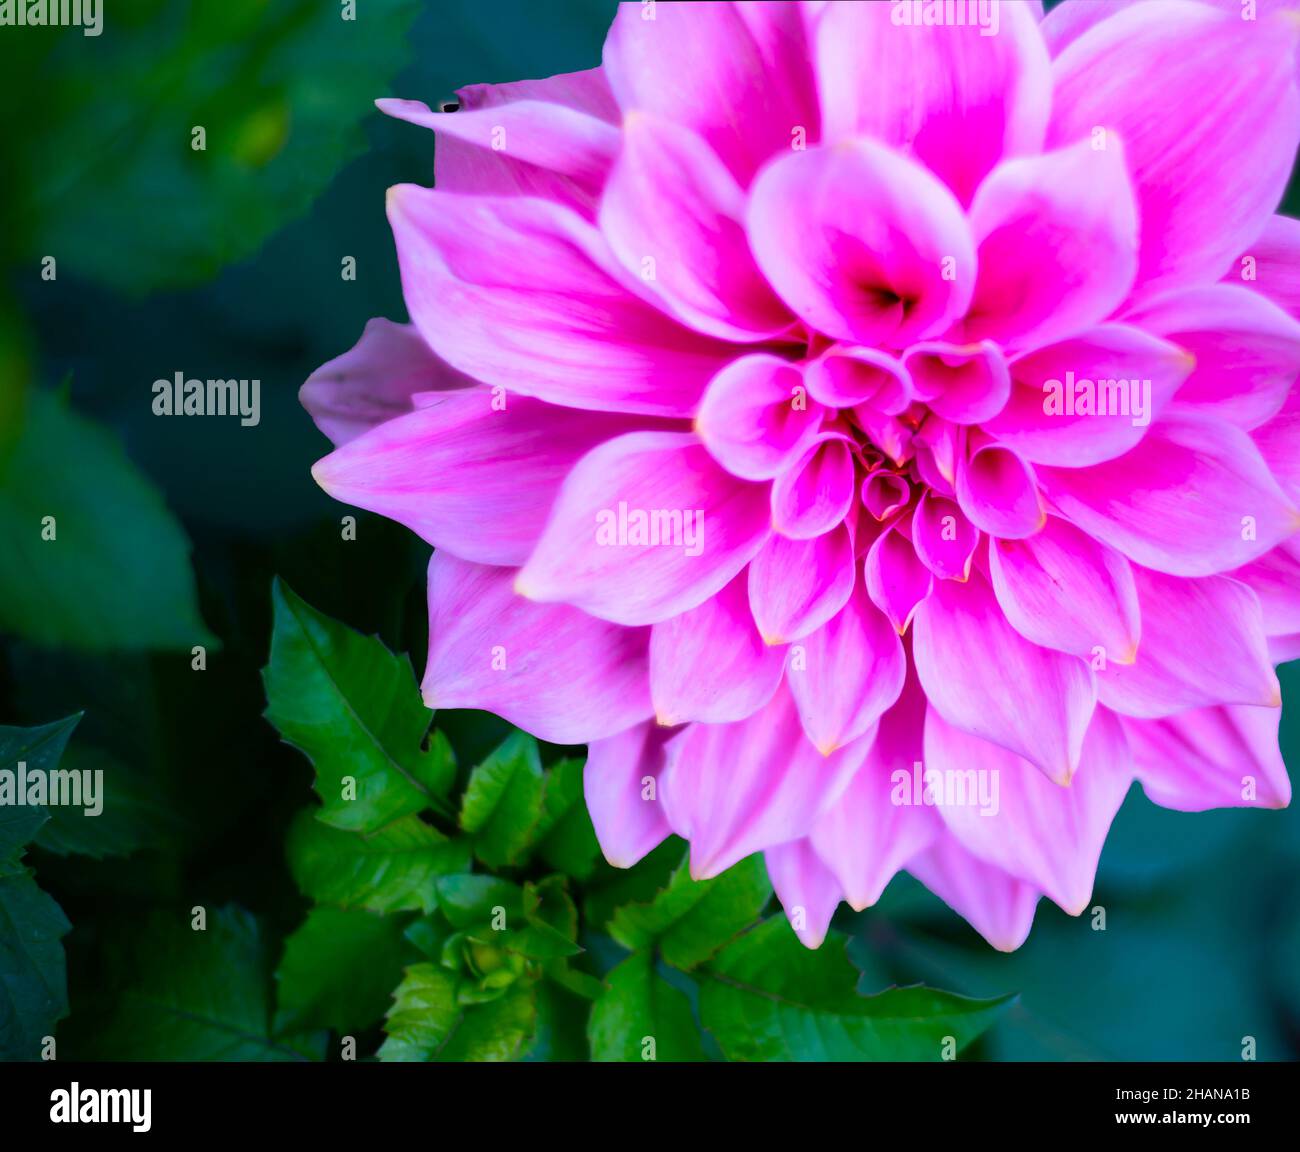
[304,0,1300,950]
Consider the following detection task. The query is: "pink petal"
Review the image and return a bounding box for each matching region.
[926,707,1133,915]
[907,835,1041,952]
[1128,284,1300,431]
[1096,567,1280,717]
[601,0,819,186]
[765,839,843,949]
[770,437,857,539]
[787,584,906,755]
[311,390,645,566]
[598,113,793,340]
[804,346,912,413]
[1230,214,1300,320]
[414,67,619,215]
[695,354,824,481]
[516,432,771,626]
[1233,538,1300,635]
[902,341,1010,424]
[989,516,1140,662]
[815,0,1051,205]
[912,572,1097,783]
[1125,704,1291,812]
[1124,284,1300,429]
[301,318,474,446]
[984,324,1193,467]
[387,186,737,417]
[955,442,1045,540]
[650,572,785,726]
[378,91,618,197]
[1254,386,1300,502]
[659,685,867,879]
[748,524,856,644]
[585,723,675,868]
[423,553,652,744]
[1038,416,1300,577]
[965,139,1138,351]
[1048,0,1300,296]
[865,524,933,633]
[747,140,976,347]
[861,469,911,523]
[911,491,979,582]
[810,670,940,909]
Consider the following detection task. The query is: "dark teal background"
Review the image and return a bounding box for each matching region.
[1,0,1297,1060]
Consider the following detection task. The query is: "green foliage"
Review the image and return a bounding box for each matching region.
[287,809,468,914]
[255,585,1017,1063]
[16,0,422,293]
[0,391,212,651]
[275,907,410,1035]
[699,919,1015,1061]
[88,906,324,1061]
[588,953,704,1062]
[0,715,79,1060]
[265,578,456,832]
[459,731,545,867]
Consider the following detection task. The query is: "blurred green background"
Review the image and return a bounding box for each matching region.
[0,0,1297,1061]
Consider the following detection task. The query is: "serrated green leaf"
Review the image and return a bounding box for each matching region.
[264,578,455,831]
[287,809,469,914]
[699,919,1015,1061]
[0,392,211,650]
[533,757,601,880]
[22,0,421,292]
[609,854,771,969]
[588,952,705,1062]
[0,860,72,1061]
[0,714,80,859]
[274,907,410,1035]
[380,964,537,1062]
[459,732,545,868]
[88,906,324,1061]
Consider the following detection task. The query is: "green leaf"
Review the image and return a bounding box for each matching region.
[264,578,456,831]
[609,854,772,970]
[458,732,545,868]
[0,860,72,1061]
[33,745,177,860]
[0,714,81,858]
[533,757,602,880]
[0,392,210,650]
[434,874,525,929]
[380,964,537,1062]
[287,809,469,914]
[274,907,410,1035]
[90,906,324,1061]
[588,953,705,1062]
[699,919,1015,1061]
[21,0,421,292]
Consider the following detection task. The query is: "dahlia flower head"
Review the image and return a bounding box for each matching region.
[304,0,1300,950]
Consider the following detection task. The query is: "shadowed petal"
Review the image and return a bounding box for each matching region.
[749,524,856,644]
[765,839,843,949]
[301,318,475,446]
